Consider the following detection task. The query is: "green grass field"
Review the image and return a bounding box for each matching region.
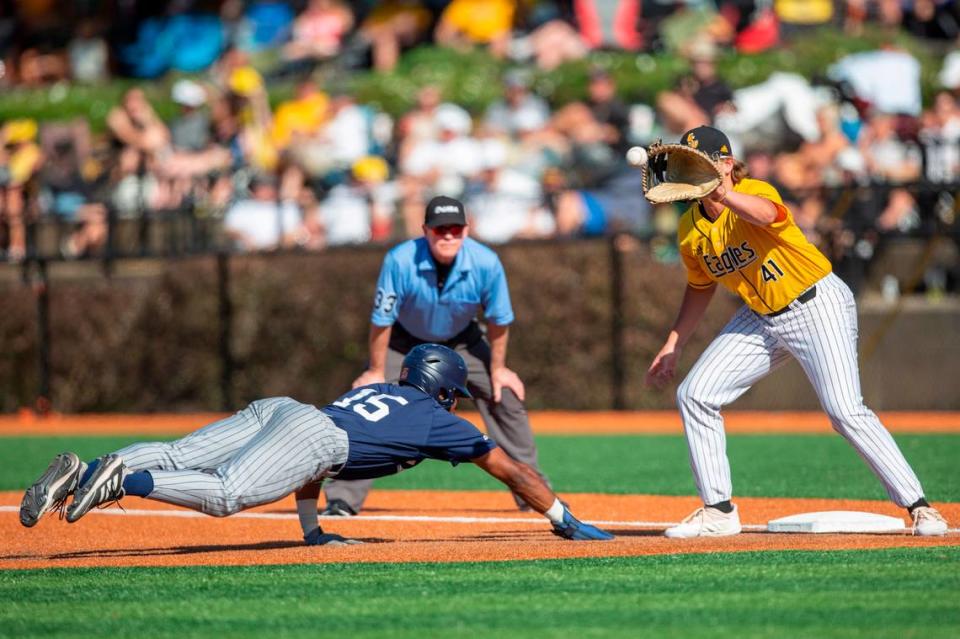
[4,433,959,638]
[4,434,958,500]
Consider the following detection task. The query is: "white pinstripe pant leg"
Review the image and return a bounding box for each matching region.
[677,306,792,505]
[114,398,290,472]
[146,398,349,517]
[770,273,925,507]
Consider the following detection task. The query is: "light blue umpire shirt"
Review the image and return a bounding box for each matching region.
[370,237,515,341]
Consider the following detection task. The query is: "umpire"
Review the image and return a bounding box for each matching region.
[322,195,550,515]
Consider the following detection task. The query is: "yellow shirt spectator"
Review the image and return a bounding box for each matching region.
[440,0,515,43]
[272,92,329,149]
[775,0,833,25]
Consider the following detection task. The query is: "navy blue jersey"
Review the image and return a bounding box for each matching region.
[321,383,497,480]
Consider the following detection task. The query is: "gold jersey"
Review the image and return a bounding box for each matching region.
[677,178,832,314]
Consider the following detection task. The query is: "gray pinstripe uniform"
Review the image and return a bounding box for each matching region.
[678,272,926,507]
[113,398,348,516]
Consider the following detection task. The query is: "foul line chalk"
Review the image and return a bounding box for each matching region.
[3,505,957,533]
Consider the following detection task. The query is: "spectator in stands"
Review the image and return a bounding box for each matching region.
[397,84,446,152]
[38,135,107,259]
[17,37,69,87]
[315,155,396,247]
[227,65,279,173]
[551,166,649,238]
[68,18,109,84]
[773,0,833,39]
[357,0,433,72]
[159,80,232,208]
[400,102,482,236]
[464,137,556,243]
[106,88,171,171]
[876,0,906,31]
[434,0,516,56]
[223,172,304,251]
[272,79,330,151]
[483,68,551,138]
[0,119,42,261]
[287,90,375,186]
[860,110,923,232]
[504,0,590,70]
[902,0,960,41]
[918,90,960,183]
[550,97,648,238]
[656,39,734,135]
[170,80,212,153]
[774,103,853,193]
[715,0,779,52]
[283,0,355,65]
[584,67,630,151]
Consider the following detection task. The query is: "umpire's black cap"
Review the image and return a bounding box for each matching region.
[424,195,467,227]
[680,126,733,159]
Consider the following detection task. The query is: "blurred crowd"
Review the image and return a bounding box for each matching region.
[0,1,958,299]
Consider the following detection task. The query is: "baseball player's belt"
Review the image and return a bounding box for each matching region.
[390,321,484,353]
[765,286,817,318]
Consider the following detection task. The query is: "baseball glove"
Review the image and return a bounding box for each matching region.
[641,141,723,204]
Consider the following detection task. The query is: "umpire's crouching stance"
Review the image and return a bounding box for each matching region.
[323,195,549,516]
[20,345,613,544]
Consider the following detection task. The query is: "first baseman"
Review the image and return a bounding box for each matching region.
[645,125,948,538]
[20,345,613,544]
[322,195,550,516]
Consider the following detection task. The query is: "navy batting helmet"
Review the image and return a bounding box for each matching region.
[399,344,472,411]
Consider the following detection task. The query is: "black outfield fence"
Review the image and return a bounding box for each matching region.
[3,229,959,414]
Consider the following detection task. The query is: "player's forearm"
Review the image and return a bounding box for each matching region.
[473,449,554,512]
[669,285,716,348]
[486,323,510,371]
[722,189,778,226]
[495,460,555,512]
[294,482,322,536]
[367,324,392,374]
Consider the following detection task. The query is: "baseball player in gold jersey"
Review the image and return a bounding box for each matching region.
[645,126,949,538]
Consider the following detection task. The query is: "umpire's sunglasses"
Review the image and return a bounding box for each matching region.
[430,224,465,237]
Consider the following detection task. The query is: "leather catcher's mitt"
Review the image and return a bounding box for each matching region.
[641,142,722,204]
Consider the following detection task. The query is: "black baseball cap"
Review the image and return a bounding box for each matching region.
[680,126,733,158]
[424,195,467,227]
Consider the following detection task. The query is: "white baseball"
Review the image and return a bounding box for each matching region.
[626,146,648,167]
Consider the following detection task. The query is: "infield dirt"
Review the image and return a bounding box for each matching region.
[3,490,958,570]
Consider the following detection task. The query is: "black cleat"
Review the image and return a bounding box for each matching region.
[20,452,82,527]
[320,498,357,517]
[66,454,126,523]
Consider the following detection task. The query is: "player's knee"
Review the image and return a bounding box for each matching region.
[206,498,242,517]
[823,401,870,430]
[676,377,700,409]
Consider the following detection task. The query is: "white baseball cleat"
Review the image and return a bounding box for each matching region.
[912,506,948,536]
[665,504,742,538]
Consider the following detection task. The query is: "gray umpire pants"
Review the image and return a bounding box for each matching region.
[324,337,547,511]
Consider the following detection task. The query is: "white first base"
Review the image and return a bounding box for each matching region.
[767,511,906,534]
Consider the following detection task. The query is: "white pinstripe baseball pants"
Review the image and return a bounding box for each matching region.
[676,272,926,507]
[114,397,349,516]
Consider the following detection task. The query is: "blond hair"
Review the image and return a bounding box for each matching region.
[731,159,749,185]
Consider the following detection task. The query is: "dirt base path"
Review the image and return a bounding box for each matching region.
[3,491,957,570]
